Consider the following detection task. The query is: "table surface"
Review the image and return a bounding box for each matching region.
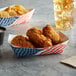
[0,0,76,76]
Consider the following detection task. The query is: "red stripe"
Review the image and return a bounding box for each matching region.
[52,44,63,53]
[56,45,66,53]
[13,14,28,25]
[51,45,66,54]
[59,49,63,53]
[41,47,53,55]
[14,15,26,24]
[39,44,66,55]
[12,17,21,25]
[39,46,54,55]
[14,16,23,24]
[15,10,33,24]
[39,45,59,55]
[21,20,26,24]
[46,44,63,54]
[12,9,34,26]
[58,45,66,53]
[52,45,64,54]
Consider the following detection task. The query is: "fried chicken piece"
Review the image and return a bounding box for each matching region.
[26,27,52,48]
[11,35,34,48]
[43,25,62,44]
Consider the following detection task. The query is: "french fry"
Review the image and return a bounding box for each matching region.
[0,11,10,17]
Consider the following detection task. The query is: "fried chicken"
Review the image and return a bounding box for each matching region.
[43,25,62,44]
[26,27,52,48]
[11,35,34,48]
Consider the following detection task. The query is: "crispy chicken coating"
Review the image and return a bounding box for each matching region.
[11,35,34,48]
[26,27,52,48]
[43,25,62,44]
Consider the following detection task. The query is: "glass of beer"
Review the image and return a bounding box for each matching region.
[53,0,74,30]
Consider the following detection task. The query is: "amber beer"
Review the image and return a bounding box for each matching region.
[53,0,74,30]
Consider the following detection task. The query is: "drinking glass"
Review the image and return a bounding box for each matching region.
[53,0,74,30]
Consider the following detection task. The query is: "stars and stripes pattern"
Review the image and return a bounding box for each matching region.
[0,9,35,27]
[11,43,66,57]
[8,27,68,57]
[36,44,66,55]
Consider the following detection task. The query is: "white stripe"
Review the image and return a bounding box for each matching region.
[35,48,49,55]
[20,48,24,56]
[17,48,22,56]
[53,45,64,53]
[35,45,60,55]
[0,18,4,24]
[58,46,65,54]
[41,45,60,55]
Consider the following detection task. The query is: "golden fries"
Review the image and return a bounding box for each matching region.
[0,11,10,17]
[0,5,29,17]
[11,5,28,15]
[5,7,18,16]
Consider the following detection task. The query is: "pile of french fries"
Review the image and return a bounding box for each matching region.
[0,5,29,17]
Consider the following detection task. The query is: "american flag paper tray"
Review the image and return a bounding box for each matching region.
[8,32,69,57]
[0,5,35,27]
